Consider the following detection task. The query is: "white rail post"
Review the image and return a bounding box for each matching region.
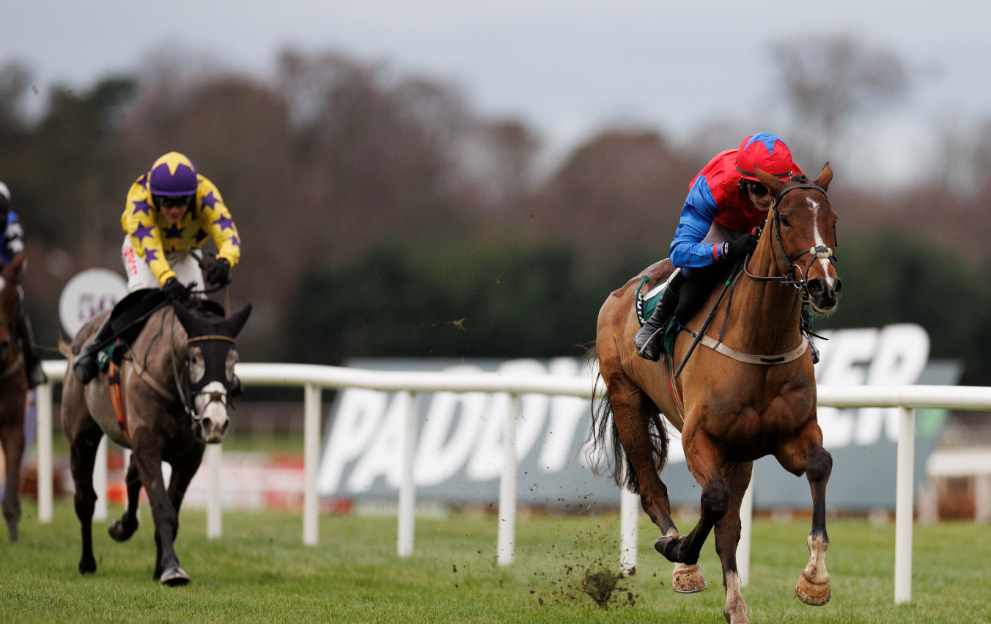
[206,443,222,538]
[497,393,519,566]
[620,481,639,573]
[303,383,321,546]
[36,383,53,524]
[93,436,108,521]
[894,406,916,605]
[975,474,991,524]
[398,391,418,557]
[738,477,755,587]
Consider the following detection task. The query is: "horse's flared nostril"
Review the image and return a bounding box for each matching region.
[807,279,825,298]
[221,420,230,435]
[833,279,843,296]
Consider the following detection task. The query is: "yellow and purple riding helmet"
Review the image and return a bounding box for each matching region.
[148,152,199,197]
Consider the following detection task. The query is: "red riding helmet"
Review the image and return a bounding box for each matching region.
[735,133,796,181]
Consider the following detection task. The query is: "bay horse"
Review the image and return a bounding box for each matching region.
[592,165,839,623]
[0,254,28,542]
[61,298,250,585]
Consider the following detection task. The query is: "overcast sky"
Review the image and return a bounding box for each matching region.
[3,0,989,183]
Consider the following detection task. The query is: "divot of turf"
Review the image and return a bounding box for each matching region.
[581,564,620,607]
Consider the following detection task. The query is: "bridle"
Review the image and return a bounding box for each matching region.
[743,182,836,295]
[168,316,237,428]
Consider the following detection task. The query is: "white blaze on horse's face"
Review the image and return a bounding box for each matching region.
[193,381,229,444]
[807,197,838,291]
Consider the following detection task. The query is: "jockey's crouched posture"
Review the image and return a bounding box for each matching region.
[0,182,47,388]
[74,152,242,384]
[635,133,802,361]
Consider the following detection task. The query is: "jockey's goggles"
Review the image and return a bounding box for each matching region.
[155,195,194,209]
[743,180,770,197]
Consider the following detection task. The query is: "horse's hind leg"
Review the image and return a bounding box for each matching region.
[606,376,677,534]
[68,426,104,574]
[713,462,753,624]
[109,454,141,542]
[777,426,832,606]
[605,375,708,590]
[1,421,26,542]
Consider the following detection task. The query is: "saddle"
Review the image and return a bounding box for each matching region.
[95,290,226,372]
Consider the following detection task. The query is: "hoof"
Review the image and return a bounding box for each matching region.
[160,566,190,587]
[654,535,681,561]
[108,518,138,542]
[795,571,830,606]
[79,557,97,575]
[672,563,707,593]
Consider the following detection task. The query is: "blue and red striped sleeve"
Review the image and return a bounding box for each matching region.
[670,175,722,268]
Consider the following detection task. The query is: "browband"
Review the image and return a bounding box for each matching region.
[187,335,236,344]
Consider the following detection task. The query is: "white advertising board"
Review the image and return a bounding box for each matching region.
[58,269,128,338]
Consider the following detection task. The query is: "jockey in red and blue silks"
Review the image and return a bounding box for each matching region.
[635,132,803,361]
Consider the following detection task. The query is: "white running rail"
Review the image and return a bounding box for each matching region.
[37,360,991,604]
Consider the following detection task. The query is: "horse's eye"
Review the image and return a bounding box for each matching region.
[779,215,790,226]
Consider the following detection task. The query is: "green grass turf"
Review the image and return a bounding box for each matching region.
[1,503,990,623]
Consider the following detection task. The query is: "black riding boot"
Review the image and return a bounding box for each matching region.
[73,315,114,385]
[15,310,47,388]
[634,269,686,362]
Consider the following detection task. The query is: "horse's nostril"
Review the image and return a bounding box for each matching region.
[202,418,211,432]
[833,279,843,296]
[807,279,825,296]
[221,420,230,435]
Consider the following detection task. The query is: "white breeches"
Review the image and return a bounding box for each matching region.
[121,236,205,294]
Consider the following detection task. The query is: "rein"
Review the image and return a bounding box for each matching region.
[674,182,832,374]
[743,183,835,292]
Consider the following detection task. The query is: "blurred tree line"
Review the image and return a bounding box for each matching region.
[1,39,990,384]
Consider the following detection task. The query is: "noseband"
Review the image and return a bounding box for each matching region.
[744,183,836,294]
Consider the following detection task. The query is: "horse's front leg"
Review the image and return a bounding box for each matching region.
[109,453,142,542]
[655,428,729,566]
[1,422,26,542]
[713,461,753,624]
[166,443,205,544]
[777,423,832,606]
[131,430,188,586]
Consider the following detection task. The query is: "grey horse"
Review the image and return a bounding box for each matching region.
[61,300,250,585]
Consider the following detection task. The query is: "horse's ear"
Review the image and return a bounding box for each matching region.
[171,301,206,336]
[754,166,786,197]
[813,163,833,192]
[223,304,252,338]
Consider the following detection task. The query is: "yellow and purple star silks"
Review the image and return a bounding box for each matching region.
[121,172,241,285]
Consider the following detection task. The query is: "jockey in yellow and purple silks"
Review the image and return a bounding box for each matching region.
[634,133,803,361]
[73,152,242,384]
[121,151,241,298]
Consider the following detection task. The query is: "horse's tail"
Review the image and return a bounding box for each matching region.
[583,341,669,495]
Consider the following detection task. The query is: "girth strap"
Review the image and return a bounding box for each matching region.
[683,327,809,366]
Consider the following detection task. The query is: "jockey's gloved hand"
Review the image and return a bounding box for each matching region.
[204,258,231,286]
[163,277,190,303]
[725,234,758,260]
